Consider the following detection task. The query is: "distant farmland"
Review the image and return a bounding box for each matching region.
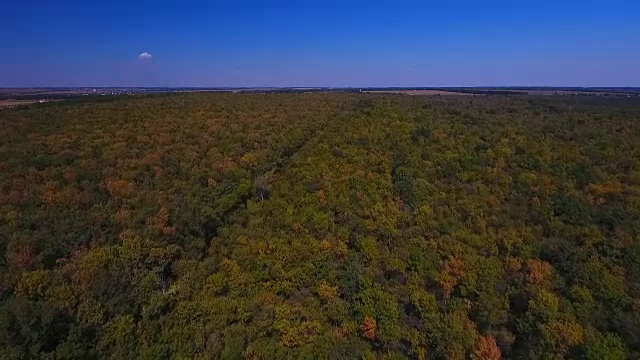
[0,99,57,108]
[363,89,475,96]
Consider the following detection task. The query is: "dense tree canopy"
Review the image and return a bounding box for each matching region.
[1,93,640,359]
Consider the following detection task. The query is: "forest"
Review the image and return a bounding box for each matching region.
[1,92,640,359]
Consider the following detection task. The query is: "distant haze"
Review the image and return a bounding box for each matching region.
[1,0,639,87]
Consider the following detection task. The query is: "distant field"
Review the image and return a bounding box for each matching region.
[0,89,83,96]
[0,99,56,108]
[468,88,640,96]
[522,89,635,96]
[364,90,475,96]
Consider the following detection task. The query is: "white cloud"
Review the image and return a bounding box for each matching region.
[137,52,152,60]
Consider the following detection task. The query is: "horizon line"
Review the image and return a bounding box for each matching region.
[3,86,640,89]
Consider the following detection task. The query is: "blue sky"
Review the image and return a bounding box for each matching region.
[1,0,638,87]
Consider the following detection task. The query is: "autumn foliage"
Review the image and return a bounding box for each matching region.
[360,316,377,340]
[1,93,640,358]
[472,335,502,360]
